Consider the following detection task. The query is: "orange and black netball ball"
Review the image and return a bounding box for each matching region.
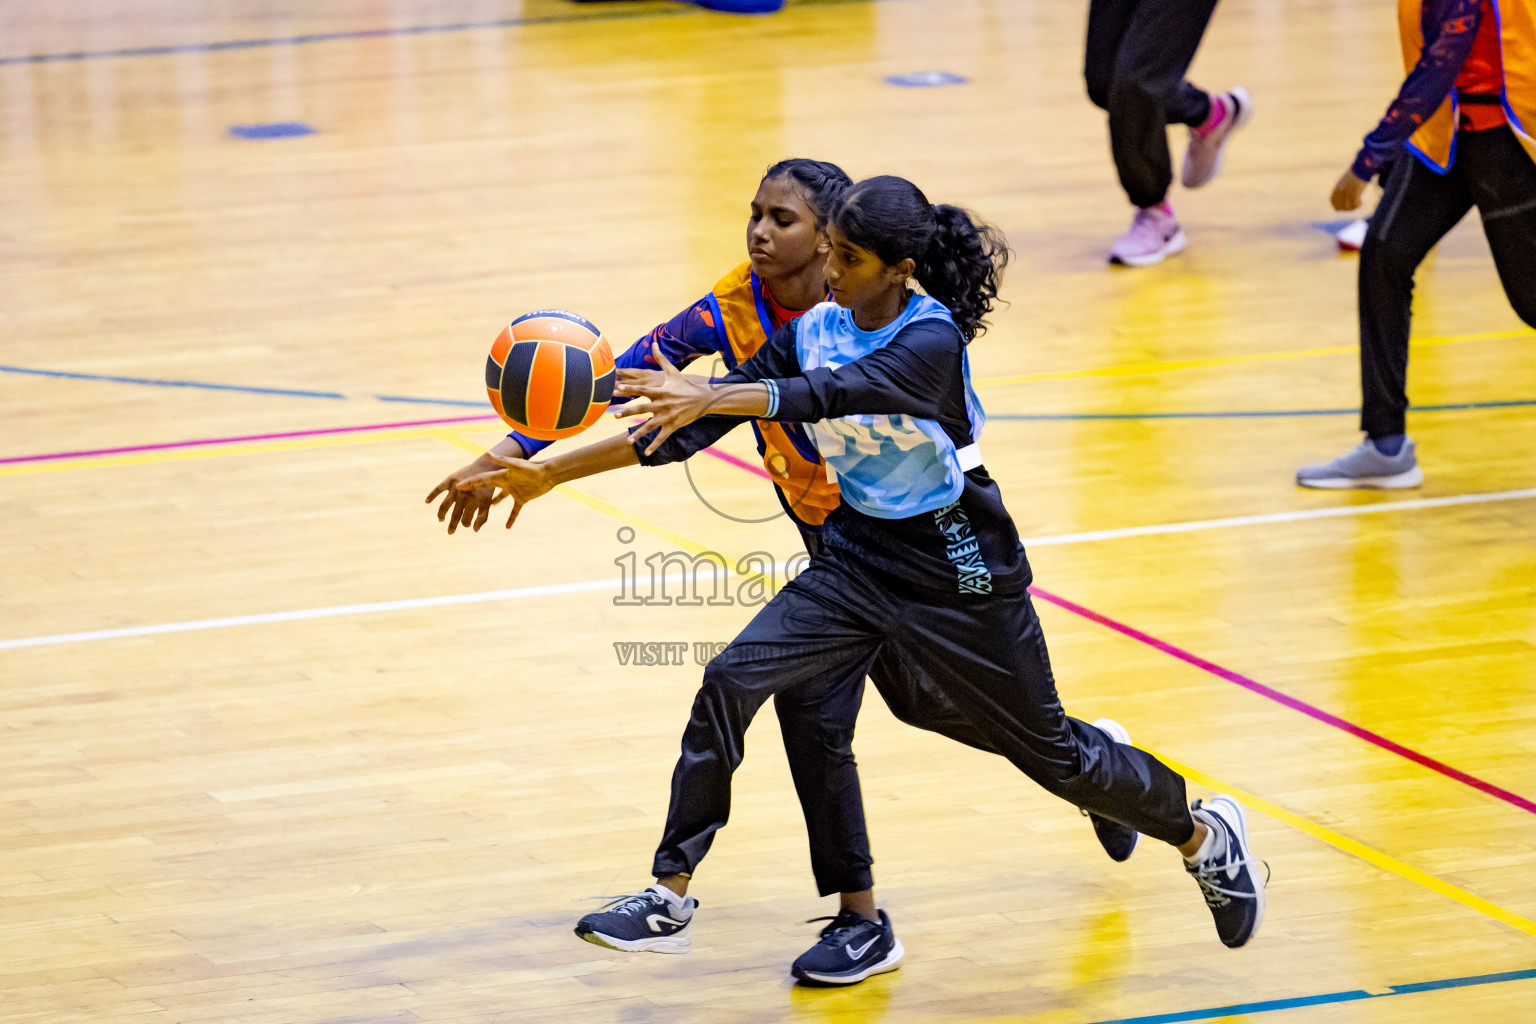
[485,309,615,440]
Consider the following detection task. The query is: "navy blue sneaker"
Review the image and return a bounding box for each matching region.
[1185,796,1267,947]
[574,887,696,954]
[689,0,785,11]
[1085,718,1140,862]
[790,909,903,986]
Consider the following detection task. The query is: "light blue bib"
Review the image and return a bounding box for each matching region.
[794,295,985,520]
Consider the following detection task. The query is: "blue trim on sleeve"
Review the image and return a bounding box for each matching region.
[508,431,552,456]
[763,379,780,418]
[748,271,778,340]
[703,292,739,371]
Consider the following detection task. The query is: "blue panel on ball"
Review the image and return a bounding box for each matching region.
[501,341,538,426]
[555,344,593,430]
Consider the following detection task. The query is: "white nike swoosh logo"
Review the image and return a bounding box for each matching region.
[845,936,879,959]
[646,913,686,933]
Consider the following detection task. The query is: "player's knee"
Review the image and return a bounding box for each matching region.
[1358,231,1417,288]
[698,656,751,704]
[1107,75,1159,117]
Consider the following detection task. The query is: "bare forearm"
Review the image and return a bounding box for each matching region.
[695,381,770,418]
[543,431,640,485]
[465,436,529,474]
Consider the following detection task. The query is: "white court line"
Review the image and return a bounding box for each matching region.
[3,487,1533,652]
[1024,487,1536,547]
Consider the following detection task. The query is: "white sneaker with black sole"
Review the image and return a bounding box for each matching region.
[790,909,904,986]
[574,886,696,954]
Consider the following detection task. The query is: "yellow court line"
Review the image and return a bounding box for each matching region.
[437,423,1536,941]
[1154,749,1536,938]
[974,327,1533,387]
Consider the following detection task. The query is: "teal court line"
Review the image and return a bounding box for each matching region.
[1087,966,1536,1024]
[3,363,1532,420]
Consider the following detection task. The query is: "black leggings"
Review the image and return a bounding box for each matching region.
[652,549,1194,895]
[1359,126,1536,438]
[1084,0,1220,208]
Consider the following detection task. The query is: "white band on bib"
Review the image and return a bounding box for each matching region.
[827,442,979,483]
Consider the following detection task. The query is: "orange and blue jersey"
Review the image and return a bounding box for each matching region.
[1358,0,1536,177]
[510,263,841,529]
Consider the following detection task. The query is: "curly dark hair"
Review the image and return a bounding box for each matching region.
[830,175,1010,341]
[762,158,853,229]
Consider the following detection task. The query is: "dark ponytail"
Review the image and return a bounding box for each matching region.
[763,158,853,229]
[830,175,1010,341]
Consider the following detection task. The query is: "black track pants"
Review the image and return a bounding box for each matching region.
[1084,0,1220,209]
[1358,126,1536,438]
[652,551,1195,894]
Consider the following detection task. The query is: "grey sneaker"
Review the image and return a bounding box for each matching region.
[1183,87,1252,188]
[1296,438,1422,489]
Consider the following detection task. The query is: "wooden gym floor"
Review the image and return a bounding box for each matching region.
[2,1,1534,1021]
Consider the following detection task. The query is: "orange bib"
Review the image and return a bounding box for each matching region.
[1399,0,1536,169]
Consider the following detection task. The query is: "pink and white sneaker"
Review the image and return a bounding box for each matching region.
[1183,87,1252,189]
[1109,203,1185,267]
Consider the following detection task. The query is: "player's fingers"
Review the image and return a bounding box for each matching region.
[613,402,652,419]
[505,498,524,530]
[455,493,478,529]
[473,499,490,531]
[426,480,449,503]
[488,489,508,506]
[645,421,679,456]
[652,341,681,376]
[437,491,456,522]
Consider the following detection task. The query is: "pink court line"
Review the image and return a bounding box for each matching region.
[0,414,501,465]
[702,447,773,479]
[4,415,776,471]
[1029,585,1536,817]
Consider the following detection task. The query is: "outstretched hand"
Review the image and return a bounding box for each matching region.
[613,342,718,456]
[426,459,508,534]
[456,452,554,530]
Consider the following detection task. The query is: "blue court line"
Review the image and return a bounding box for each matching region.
[6,363,1529,420]
[0,0,873,68]
[7,362,1535,418]
[373,394,483,407]
[0,364,345,400]
[1087,967,1536,1024]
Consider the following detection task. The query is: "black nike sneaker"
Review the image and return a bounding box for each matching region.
[574,887,696,954]
[1086,718,1140,861]
[790,909,904,986]
[1185,796,1267,947]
